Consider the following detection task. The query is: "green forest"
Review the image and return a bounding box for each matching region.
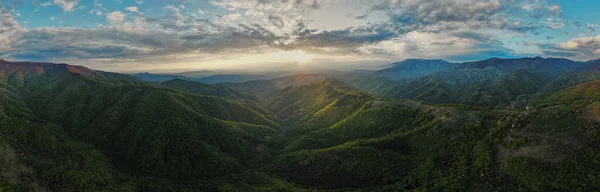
[1,58,600,191]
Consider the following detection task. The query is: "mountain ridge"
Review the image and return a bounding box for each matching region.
[2,58,600,191]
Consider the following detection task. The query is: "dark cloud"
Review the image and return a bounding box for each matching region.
[536,43,581,58]
[539,46,579,58]
[448,31,516,61]
[290,24,396,53]
[587,24,596,31]
[455,31,503,45]
[369,0,542,34]
[268,14,284,28]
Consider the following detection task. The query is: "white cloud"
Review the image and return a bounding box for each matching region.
[0,6,25,51]
[552,34,600,59]
[521,4,537,11]
[90,10,103,16]
[41,2,53,7]
[93,0,103,8]
[221,13,241,22]
[358,31,476,58]
[126,7,139,13]
[548,5,562,13]
[559,35,600,50]
[49,16,56,20]
[107,11,126,25]
[52,0,79,12]
[544,17,565,29]
[136,0,143,5]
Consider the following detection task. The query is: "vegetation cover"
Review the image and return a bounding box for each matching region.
[1,58,600,191]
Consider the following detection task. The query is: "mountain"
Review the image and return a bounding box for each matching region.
[0,60,281,190]
[269,98,600,191]
[222,74,326,90]
[161,78,258,101]
[194,74,268,84]
[2,59,600,191]
[174,70,218,78]
[162,74,329,105]
[375,59,454,80]
[542,59,600,92]
[343,57,584,106]
[544,80,600,103]
[129,72,188,82]
[266,79,375,127]
[130,72,268,84]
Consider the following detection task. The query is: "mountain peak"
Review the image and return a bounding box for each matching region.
[378,59,453,80]
[392,59,449,65]
[0,60,136,82]
[323,78,348,87]
[485,57,502,61]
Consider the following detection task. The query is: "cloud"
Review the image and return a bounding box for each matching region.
[0,2,24,51]
[221,13,241,22]
[533,35,600,59]
[547,5,562,15]
[126,6,139,13]
[93,0,102,8]
[107,11,126,25]
[90,9,103,16]
[556,35,600,58]
[536,43,579,57]
[136,0,143,5]
[52,0,78,12]
[587,24,597,31]
[544,17,565,29]
[0,0,591,71]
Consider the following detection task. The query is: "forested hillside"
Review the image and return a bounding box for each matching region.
[342,57,587,106]
[1,59,600,191]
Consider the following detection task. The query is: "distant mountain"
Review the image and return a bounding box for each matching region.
[162,78,258,101]
[174,70,218,78]
[131,72,269,84]
[542,59,600,92]
[222,74,327,91]
[130,72,188,82]
[375,59,454,80]
[195,74,268,84]
[342,57,584,106]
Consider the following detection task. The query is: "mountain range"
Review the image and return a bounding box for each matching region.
[341,57,598,106]
[1,57,600,191]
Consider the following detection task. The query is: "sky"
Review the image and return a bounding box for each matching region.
[1,0,600,72]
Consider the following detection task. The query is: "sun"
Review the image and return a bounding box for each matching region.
[289,50,314,63]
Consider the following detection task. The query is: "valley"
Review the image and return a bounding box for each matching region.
[1,58,600,191]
